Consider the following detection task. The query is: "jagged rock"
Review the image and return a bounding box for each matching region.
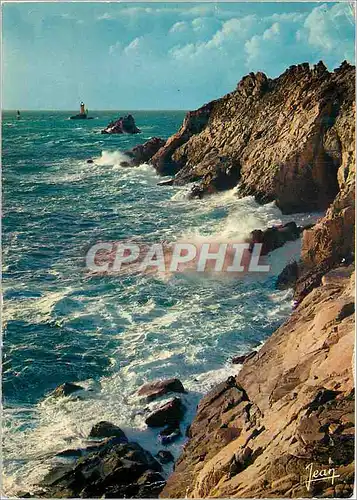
[293,260,334,304]
[50,382,84,398]
[125,137,166,166]
[138,378,186,402]
[39,441,164,498]
[151,62,354,213]
[151,102,214,176]
[88,421,128,442]
[135,470,166,498]
[156,450,174,464]
[247,221,301,255]
[145,398,185,428]
[175,153,241,197]
[231,351,256,365]
[101,114,141,134]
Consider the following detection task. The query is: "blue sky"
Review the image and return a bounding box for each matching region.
[2,2,355,110]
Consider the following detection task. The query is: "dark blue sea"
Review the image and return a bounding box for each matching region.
[2,110,317,493]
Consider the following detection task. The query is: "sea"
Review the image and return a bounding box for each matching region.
[2,110,320,495]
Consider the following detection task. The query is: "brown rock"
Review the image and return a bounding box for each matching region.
[161,270,355,498]
[151,62,354,213]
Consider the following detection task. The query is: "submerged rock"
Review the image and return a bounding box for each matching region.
[101,114,141,134]
[158,425,182,445]
[138,378,186,402]
[156,450,174,464]
[50,382,84,398]
[145,398,185,428]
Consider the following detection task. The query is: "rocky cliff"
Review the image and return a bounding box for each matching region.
[151,61,355,215]
[157,61,355,498]
[161,266,355,498]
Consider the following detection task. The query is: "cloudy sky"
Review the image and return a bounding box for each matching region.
[3,1,355,110]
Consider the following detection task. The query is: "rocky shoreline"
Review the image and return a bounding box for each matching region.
[156,62,355,498]
[31,61,355,498]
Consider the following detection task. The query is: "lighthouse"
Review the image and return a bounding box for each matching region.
[70,102,92,119]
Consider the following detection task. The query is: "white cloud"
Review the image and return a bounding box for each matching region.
[303,3,354,52]
[263,22,280,40]
[97,13,113,21]
[170,21,187,34]
[109,41,122,55]
[123,37,143,55]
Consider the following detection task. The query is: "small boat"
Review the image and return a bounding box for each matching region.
[16,110,21,120]
[70,102,93,119]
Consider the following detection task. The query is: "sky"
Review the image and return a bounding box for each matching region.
[2,1,355,110]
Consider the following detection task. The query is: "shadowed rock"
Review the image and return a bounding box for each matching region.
[231,351,256,365]
[247,221,301,255]
[101,114,141,134]
[145,398,185,428]
[156,450,174,464]
[138,378,186,402]
[50,382,84,398]
[39,441,165,498]
[125,137,166,166]
[89,421,128,442]
[276,261,299,290]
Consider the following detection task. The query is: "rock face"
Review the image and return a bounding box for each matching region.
[151,102,215,176]
[161,267,355,498]
[101,114,141,134]
[151,61,355,214]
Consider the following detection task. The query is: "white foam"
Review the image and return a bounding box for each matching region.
[95,150,132,167]
[4,157,322,495]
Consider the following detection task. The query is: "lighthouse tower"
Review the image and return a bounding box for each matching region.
[80,102,86,115]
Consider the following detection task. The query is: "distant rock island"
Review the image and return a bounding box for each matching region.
[70,102,93,120]
[101,114,141,134]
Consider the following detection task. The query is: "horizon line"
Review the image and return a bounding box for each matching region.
[2,109,189,112]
